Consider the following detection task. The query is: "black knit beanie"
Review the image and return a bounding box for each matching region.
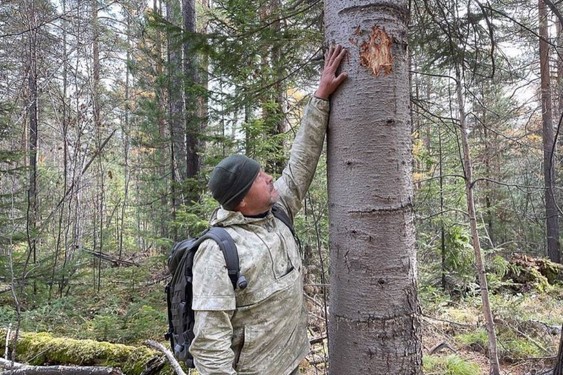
[208,155,261,211]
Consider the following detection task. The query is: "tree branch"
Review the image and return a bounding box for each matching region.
[144,340,186,375]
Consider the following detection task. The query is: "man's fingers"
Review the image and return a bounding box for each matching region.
[334,72,348,86]
[326,46,346,70]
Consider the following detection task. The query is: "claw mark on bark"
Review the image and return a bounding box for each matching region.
[359,26,393,76]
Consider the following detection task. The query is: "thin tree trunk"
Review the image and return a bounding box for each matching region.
[325,1,421,373]
[50,0,69,301]
[167,0,185,239]
[92,0,104,292]
[559,19,563,121]
[482,114,494,246]
[119,11,132,259]
[263,0,285,175]
[554,323,563,375]
[539,0,561,263]
[154,0,169,240]
[455,68,501,375]
[25,0,39,299]
[439,128,446,291]
[183,0,201,206]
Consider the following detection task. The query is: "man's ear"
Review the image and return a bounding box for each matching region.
[235,198,247,211]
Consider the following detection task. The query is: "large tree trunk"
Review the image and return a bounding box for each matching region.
[325,1,422,374]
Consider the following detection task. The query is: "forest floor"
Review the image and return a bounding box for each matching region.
[2,253,562,375]
[301,278,563,375]
[421,311,559,375]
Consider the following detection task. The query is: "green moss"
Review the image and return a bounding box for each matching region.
[1,329,162,375]
[538,259,561,284]
[529,268,552,292]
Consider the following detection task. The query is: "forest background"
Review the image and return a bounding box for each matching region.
[1,0,563,374]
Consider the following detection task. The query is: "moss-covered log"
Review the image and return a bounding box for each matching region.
[0,329,169,375]
[504,254,563,292]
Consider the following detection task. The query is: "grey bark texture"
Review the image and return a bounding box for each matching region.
[324,1,422,374]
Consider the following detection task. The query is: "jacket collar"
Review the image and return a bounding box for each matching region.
[210,207,272,227]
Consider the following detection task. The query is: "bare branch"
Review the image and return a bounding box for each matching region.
[144,340,187,375]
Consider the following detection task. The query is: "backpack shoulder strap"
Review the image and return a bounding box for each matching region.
[200,227,247,290]
[271,204,295,237]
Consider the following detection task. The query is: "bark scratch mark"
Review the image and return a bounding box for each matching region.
[359,26,393,76]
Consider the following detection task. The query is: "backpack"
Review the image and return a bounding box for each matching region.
[164,205,295,368]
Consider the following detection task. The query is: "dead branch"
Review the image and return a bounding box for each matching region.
[83,249,139,267]
[144,339,186,375]
[429,341,457,355]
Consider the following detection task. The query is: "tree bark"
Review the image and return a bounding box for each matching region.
[325,1,422,374]
[539,0,560,263]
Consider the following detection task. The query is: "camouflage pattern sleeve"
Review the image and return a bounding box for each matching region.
[190,240,237,374]
[192,239,235,310]
[275,96,330,220]
[190,310,237,375]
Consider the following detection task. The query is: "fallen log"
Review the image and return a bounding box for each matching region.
[0,357,124,374]
[0,329,164,375]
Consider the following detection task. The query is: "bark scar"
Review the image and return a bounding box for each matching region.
[358,26,393,76]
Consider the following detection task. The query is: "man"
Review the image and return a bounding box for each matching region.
[190,44,347,375]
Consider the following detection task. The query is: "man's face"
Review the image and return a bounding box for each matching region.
[241,170,279,214]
